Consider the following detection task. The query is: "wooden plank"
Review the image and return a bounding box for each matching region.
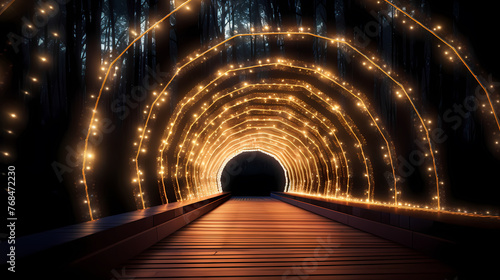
[128,255,430,264]
[130,276,452,280]
[120,264,455,278]
[114,197,456,279]
[124,258,443,269]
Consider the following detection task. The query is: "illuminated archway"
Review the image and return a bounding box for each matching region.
[78,0,500,221]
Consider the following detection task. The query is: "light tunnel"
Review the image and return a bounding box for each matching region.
[83,33,444,219]
[157,77,384,203]
[136,65,417,210]
[4,1,500,277]
[136,59,405,204]
[78,4,500,221]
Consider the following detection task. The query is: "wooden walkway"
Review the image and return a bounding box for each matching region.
[116,197,455,279]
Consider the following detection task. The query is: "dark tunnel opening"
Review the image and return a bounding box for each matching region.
[220,151,286,196]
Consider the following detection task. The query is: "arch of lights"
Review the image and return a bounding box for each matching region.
[161,76,385,203]
[79,0,500,221]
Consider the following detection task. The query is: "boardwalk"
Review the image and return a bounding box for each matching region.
[117,197,455,279]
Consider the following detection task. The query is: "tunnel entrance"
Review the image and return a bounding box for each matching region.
[220,151,286,196]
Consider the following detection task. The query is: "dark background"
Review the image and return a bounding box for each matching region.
[0,0,499,237]
[220,151,286,196]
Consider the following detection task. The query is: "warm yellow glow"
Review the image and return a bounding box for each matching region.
[383,0,500,136]
[78,3,500,220]
[148,60,399,204]
[80,0,195,220]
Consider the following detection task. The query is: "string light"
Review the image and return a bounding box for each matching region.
[144,61,399,206]
[86,31,433,216]
[383,0,500,135]
[80,0,196,220]
[144,57,401,205]
[77,2,499,220]
[132,33,429,210]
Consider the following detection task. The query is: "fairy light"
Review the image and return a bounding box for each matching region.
[181,114,326,197]
[383,0,500,135]
[195,135,300,195]
[148,59,398,204]
[81,0,196,219]
[203,115,328,195]
[171,82,380,200]
[172,86,350,196]
[0,0,15,16]
[136,42,404,210]
[203,119,330,196]
[10,0,493,220]
[199,127,316,195]
[78,4,499,218]
[158,87,353,201]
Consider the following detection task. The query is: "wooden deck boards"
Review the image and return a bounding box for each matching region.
[116,197,456,279]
